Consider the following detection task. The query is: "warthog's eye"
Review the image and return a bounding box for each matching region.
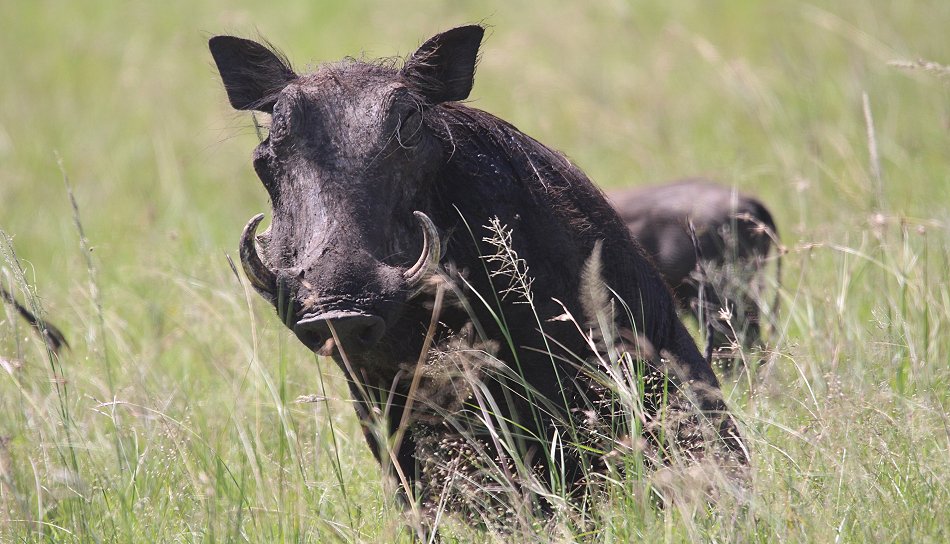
[268,96,298,145]
[395,108,424,149]
[268,114,290,145]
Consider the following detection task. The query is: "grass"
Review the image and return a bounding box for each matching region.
[2,0,949,541]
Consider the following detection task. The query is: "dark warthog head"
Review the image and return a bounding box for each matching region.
[210,27,484,365]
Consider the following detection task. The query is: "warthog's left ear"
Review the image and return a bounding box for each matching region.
[209,36,297,113]
[402,25,484,105]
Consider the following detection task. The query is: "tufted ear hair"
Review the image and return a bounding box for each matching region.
[401,25,484,105]
[209,35,297,113]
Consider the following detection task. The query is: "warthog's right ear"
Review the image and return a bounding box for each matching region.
[209,36,297,113]
[402,25,484,105]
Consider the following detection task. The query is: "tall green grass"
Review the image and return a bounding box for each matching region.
[2,0,949,541]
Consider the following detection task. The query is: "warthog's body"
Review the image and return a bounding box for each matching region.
[609,180,779,359]
[210,27,745,522]
[1,286,67,354]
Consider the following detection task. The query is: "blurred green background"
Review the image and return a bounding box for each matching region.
[1,1,949,541]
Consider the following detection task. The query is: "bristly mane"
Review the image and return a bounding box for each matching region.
[424,102,680,348]
[429,103,604,228]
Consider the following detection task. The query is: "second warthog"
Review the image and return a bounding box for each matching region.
[610,179,780,361]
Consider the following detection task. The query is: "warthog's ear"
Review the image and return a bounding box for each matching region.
[402,25,484,104]
[209,36,296,113]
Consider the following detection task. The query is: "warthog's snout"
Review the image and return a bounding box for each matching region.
[294,311,386,354]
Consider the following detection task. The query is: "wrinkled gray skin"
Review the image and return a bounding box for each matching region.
[210,26,746,518]
[610,180,779,359]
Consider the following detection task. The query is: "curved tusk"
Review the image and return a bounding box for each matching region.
[404,211,441,288]
[240,213,278,297]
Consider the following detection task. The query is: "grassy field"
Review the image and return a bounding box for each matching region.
[2,0,949,541]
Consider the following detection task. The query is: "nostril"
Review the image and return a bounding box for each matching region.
[356,318,386,347]
[292,318,331,349]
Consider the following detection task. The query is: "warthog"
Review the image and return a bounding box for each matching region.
[1,286,68,354]
[609,180,780,360]
[210,26,746,523]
